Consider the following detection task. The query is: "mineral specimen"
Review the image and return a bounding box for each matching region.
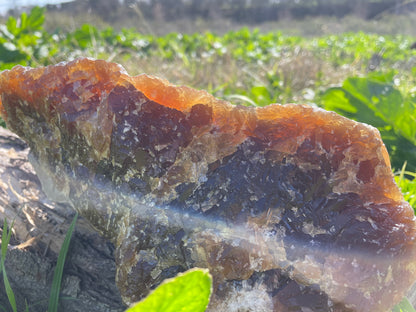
[0,58,415,312]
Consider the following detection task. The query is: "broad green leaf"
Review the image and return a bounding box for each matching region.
[392,297,416,312]
[127,268,212,312]
[322,74,416,171]
[343,77,406,131]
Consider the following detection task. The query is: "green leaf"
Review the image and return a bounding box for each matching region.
[48,213,78,312]
[126,268,212,312]
[5,16,18,36]
[70,24,99,49]
[26,7,46,32]
[392,297,416,312]
[20,12,28,33]
[250,86,272,106]
[0,42,27,63]
[322,73,416,171]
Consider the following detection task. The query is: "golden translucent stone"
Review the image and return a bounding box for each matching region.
[1,58,415,311]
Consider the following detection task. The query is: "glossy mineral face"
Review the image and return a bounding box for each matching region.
[1,58,415,311]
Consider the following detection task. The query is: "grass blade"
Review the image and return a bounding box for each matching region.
[226,94,258,106]
[1,219,17,312]
[1,220,8,262]
[2,269,17,312]
[47,212,78,312]
[1,219,14,262]
[398,161,407,184]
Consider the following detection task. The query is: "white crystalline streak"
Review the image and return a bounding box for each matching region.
[212,282,273,312]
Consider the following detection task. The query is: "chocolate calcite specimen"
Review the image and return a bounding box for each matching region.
[1,58,415,312]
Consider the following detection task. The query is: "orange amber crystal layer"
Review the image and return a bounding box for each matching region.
[0,58,415,312]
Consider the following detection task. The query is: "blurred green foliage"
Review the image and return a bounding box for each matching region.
[0,7,58,69]
[3,8,416,69]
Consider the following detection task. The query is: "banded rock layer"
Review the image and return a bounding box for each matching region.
[0,58,415,312]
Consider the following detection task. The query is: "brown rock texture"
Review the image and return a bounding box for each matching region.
[0,127,125,312]
[0,58,415,312]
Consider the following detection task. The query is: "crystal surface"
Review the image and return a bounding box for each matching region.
[1,58,415,311]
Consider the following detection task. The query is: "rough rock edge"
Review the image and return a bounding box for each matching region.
[0,127,125,312]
